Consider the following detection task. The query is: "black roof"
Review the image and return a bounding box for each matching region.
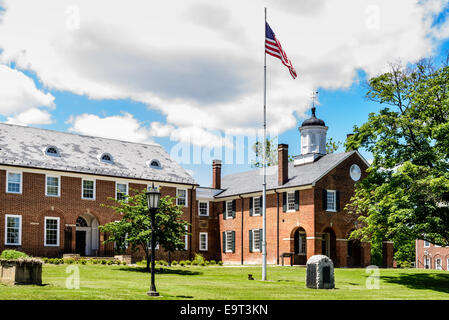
[301,107,326,127]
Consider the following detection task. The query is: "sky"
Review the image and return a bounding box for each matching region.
[0,0,448,187]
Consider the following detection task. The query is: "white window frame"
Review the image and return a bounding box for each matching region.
[435,258,442,270]
[198,201,209,217]
[226,200,234,219]
[44,217,60,247]
[81,179,96,200]
[225,231,234,253]
[5,214,22,246]
[176,188,188,207]
[184,225,188,250]
[326,190,337,212]
[116,182,128,201]
[199,232,208,251]
[287,191,296,212]
[45,175,60,197]
[253,197,262,216]
[6,171,22,194]
[298,232,307,255]
[424,240,430,248]
[251,229,261,252]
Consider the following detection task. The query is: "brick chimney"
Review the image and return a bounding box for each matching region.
[278,144,289,185]
[212,160,222,189]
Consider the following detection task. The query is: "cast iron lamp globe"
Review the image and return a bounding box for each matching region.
[146,185,161,210]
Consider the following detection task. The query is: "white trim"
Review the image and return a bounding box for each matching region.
[286,191,296,212]
[45,175,60,197]
[252,197,262,216]
[306,237,322,240]
[176,188,188,207]
[424,240,430,248]
[199,232,208,251]
[336,238,349,242]
[81,179,96,200]
[198,201,209,217]
[251,229,261,252]
[435,258,442,270]
[6,170,22,194]
[44,216,60,247]
[225,231,234,253]
[214,185,313,202]
[225,200,234,219]
[0,165,195,189]
[184,225,188,250]
[5,214,22,246]
[115,182,128,200]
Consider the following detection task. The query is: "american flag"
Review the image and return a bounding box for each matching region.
[265,22,297,79]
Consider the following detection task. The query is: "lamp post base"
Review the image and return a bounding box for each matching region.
[147,291,160,297]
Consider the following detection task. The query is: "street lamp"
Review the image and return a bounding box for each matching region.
[145,184,161,297]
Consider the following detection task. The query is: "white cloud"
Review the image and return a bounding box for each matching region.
[67,112,157,145]
[0,65,54,116]
[0,0,447,144]
[6,108,53,126]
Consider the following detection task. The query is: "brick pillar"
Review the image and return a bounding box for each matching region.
[212,160,222,189]
[382,241,394,268]
[361,242,371,266]
[336,239,348,267]
[71,227,76,253]
[278,144,289,185]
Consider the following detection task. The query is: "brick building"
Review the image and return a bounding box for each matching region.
[416,240,449,270]
[0,107,393,267]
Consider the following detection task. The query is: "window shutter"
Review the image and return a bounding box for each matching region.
[232,200,236,218]
[336,191,340,211]
[282,192,287,212]
[222,232,226,253]
[295,190,300,211]
[259,229,263,252]
[231,231,236,253]
[322,189,327,211]
[249,197,253,216]
[259,196,263,212]
[223,202,226,219]
[249,230,253,253]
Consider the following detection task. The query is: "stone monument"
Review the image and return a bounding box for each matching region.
[306,255,335,289]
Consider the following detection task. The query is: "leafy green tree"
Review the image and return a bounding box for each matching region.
[99,189,189,271]
[326,138,342,154]
[346,59,449,255]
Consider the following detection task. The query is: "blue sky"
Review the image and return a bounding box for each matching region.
[0,0,448,187]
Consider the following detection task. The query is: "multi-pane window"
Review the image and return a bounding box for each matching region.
[46,176,60,197]
[177,189,187,207]
[5,215,21,245]
[287,192,295,211]
[252,229,261,252]
[82,180,95,199]
[199,232,208,251]
[435,258,442,270]
[45,217,60,247]
[253,197,262,216]
[326,190,336,211]
[184,225,188,250]
[424,240,430,248]
[298,232,306,254]
[225,231,234,253]
[116,183,128,201]
[226,201,233,219]
[7,172,22,194]
[198,201,209,216]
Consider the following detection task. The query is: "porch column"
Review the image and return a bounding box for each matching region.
[382,241,394,268]
[361,241,371,266]
[71,226,76,253]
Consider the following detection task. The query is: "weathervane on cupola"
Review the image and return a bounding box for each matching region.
[294,89,329,166]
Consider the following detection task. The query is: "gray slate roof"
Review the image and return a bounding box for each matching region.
[0,123,196,185]
[216,151,357,198]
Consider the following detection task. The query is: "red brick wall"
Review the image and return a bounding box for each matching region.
[0,169,209,262]
[416,239,449,270]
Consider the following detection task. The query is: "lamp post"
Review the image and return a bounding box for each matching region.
[145,184,161,297]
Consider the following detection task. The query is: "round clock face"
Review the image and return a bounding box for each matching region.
[350,164,361,181]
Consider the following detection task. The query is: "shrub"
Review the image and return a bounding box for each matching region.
[107,260,113,265]
[209,260,216,265]
[218,261,223,266]
[204,261,210,266]
[122,260,127,265]
[0,250,29,260]
[101,259,107,265]
[199,261,206,266]
[184,260,191,266]
[137,259,146,266]
[79,259,87,265]
[63,258,75,264]
[171,260,178,266]
[192,253,206,265]
[191,260,198,266]
[158,260,168,266]
[179,261,185,266]
[53,258,61,265]
[42,257,49,264]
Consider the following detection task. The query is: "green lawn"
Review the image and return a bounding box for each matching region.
[1,264,449,300]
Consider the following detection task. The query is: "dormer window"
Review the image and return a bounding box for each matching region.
[44,146,60,157]
[98,153,114,164]
[147,159,161,169]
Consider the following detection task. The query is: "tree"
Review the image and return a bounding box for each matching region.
[345,59,449,254]
[326,138,342,154]
[99,188,189,271]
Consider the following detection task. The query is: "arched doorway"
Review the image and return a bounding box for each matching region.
[75,214,99,256]
[321,227,337,263]
[291,227,307,265]
[347,229,362,267]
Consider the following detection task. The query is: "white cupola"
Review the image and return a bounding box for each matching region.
[294,106,328,166]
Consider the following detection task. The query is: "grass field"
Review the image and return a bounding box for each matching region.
[1,264,449,300]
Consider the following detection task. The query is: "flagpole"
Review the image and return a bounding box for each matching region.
[262,6,267,281]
